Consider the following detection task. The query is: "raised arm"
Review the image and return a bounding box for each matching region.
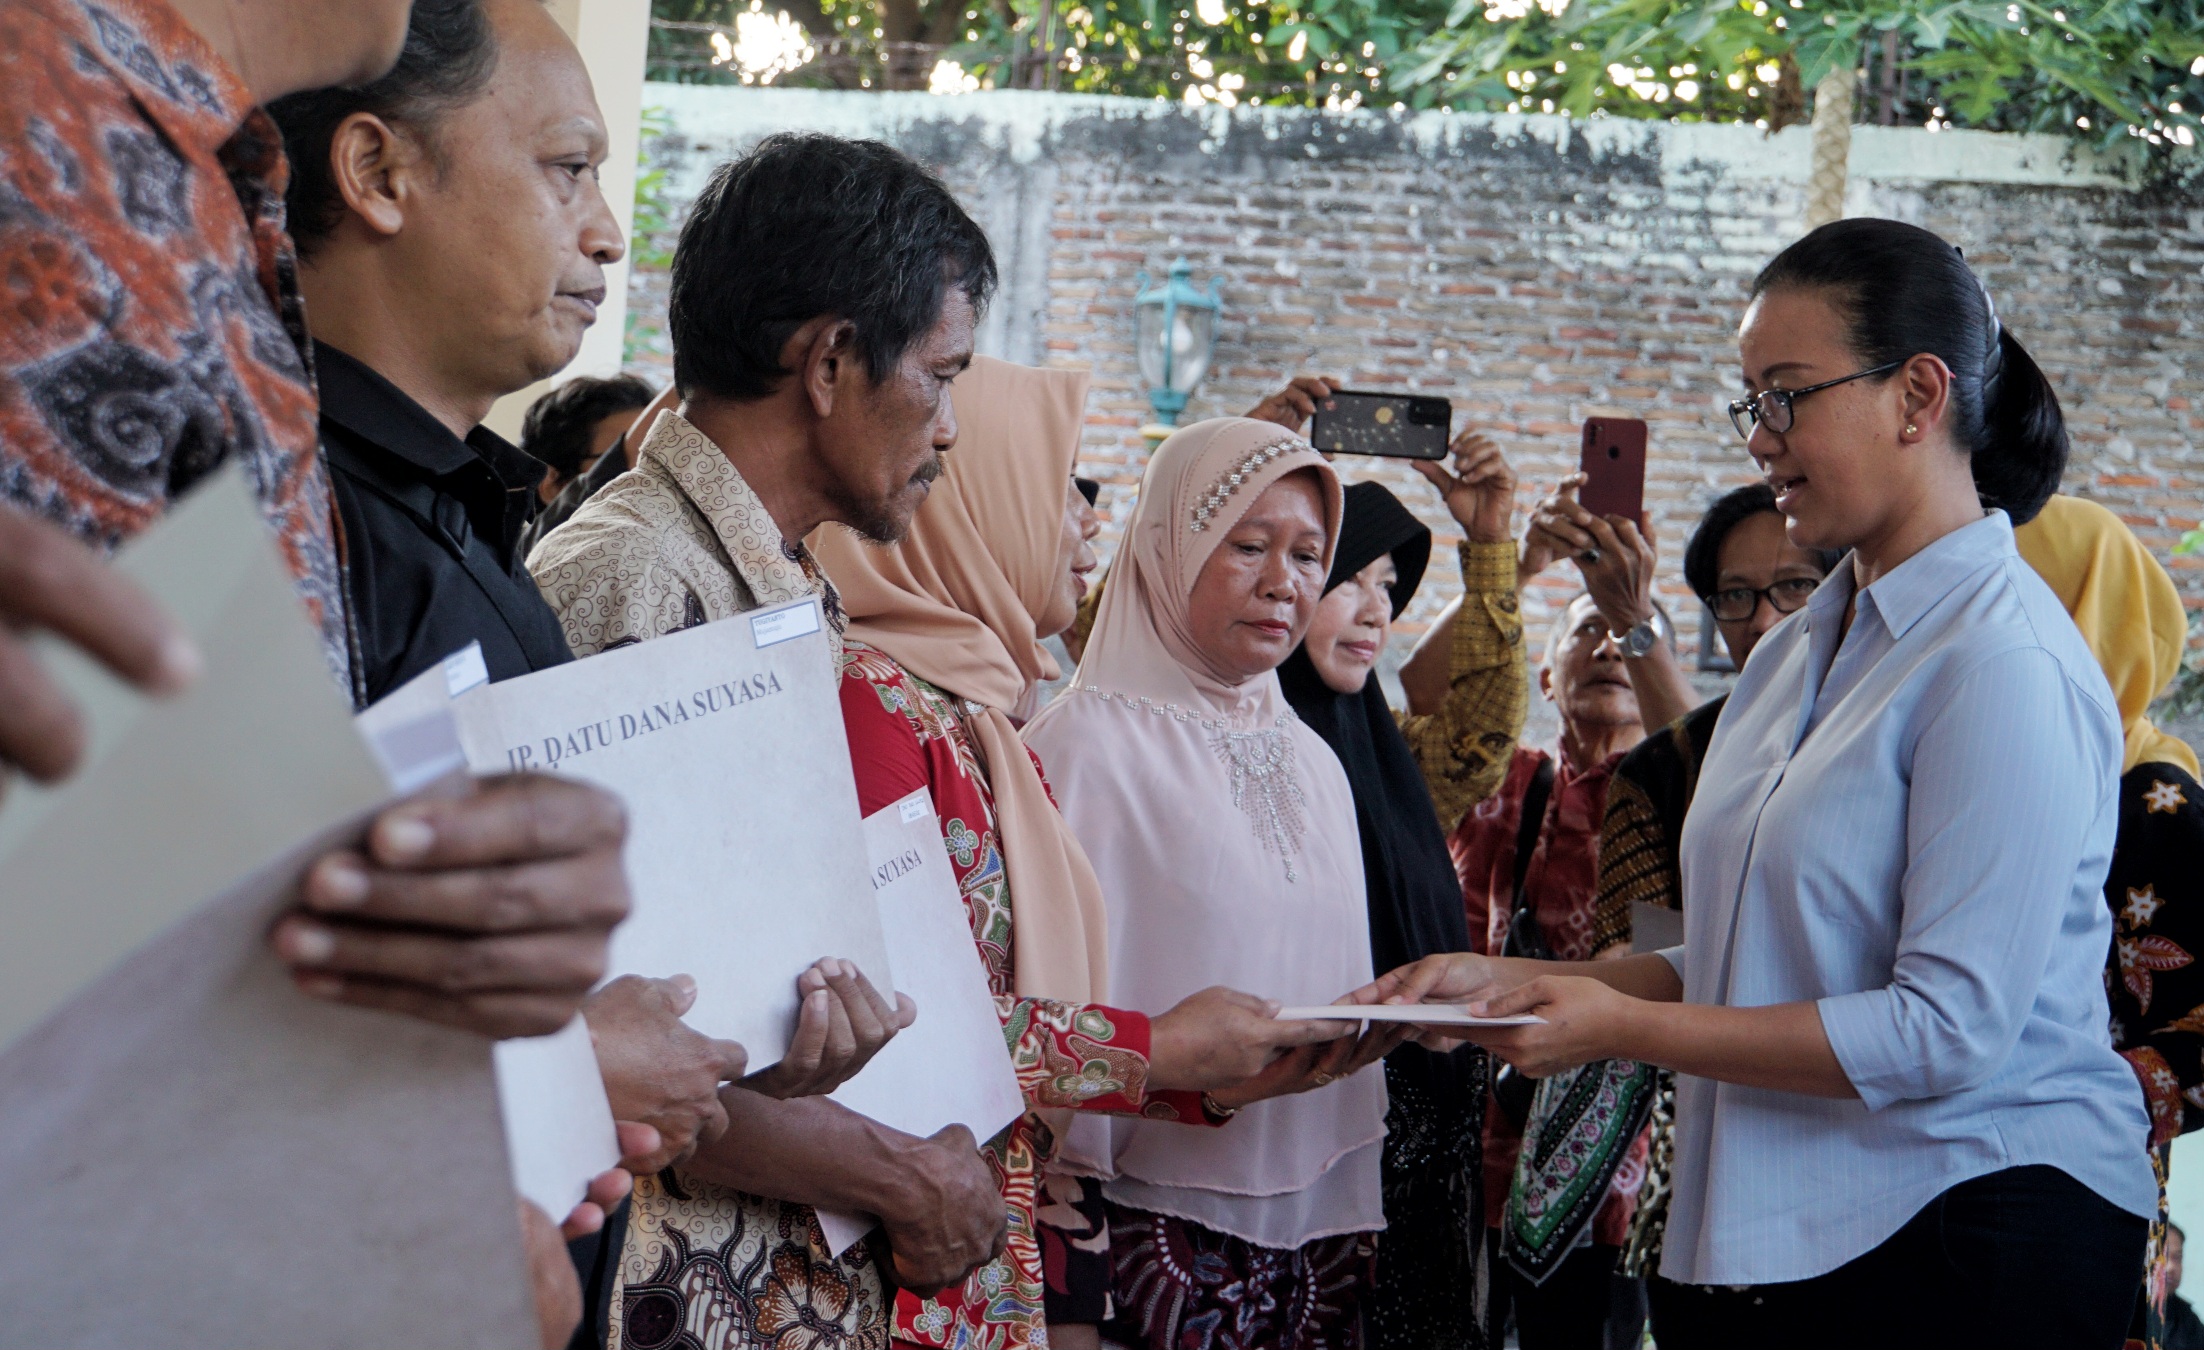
[1394,544,1527,826]
[1526,484,1699,730]
[1393,432,1530,826]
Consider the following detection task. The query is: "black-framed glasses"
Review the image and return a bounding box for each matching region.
[1704,577,1821,623]
[1727,361,1904,441]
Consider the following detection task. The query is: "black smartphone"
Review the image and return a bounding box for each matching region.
[1308,390,1452,460]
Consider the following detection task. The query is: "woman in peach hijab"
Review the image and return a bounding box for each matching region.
[814,359,1360,1350]
[1022,416,1401,1350]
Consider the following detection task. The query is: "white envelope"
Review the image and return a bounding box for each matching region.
[816,789,1028,1254]
[492,1015,621,1221]
[0,467,534,1348]
[448,601,891,1068]
[1274,1005,1545,1026]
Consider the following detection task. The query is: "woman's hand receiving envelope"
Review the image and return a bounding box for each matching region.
[1205,1003,1415,1112]
[1146,986,1352,1091]
[1145,986,1406,1109]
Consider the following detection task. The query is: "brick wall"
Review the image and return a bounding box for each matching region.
[624,88,2204,738]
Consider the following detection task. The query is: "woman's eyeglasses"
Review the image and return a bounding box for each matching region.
[1704,578,1821,623]
[1727,361,1904,441]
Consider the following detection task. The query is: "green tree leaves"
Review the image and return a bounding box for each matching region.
[645,0,2204,174]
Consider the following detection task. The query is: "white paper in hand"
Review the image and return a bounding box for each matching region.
[492,1016,621,1220]
[357,655,621,1223]
[814,790,1026,1255]
[450,600,889,1068]
[1274,1005,1545,1026]
[0,468,391,1045]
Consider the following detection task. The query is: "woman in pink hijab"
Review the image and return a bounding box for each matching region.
[814,362,1372,1350]
[1024,417,1399,1350]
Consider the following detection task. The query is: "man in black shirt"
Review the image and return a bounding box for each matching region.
[270,3,902,1345]
[272,0,621,701]
[318,341,577,697]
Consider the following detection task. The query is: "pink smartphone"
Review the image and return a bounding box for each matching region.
[1578,417,1647,524]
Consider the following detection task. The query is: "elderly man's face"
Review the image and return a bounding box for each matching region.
[811,286,975,544]
[1540,594,1642,738]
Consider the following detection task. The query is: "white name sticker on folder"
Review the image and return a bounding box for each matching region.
[749,599,822,649]
[443,643,490,697]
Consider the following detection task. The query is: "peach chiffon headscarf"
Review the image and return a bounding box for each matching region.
[810,355,1109,1003]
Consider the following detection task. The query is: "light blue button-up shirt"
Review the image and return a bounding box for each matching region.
[1659,510,2156,1287]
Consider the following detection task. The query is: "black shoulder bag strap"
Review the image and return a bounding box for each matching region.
[1492,754,1556,1127]
[1505,755,1558,962]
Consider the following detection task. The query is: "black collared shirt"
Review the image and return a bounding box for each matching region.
[316,341,573,705]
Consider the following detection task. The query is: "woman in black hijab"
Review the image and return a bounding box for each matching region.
[1278,444,1529,1350]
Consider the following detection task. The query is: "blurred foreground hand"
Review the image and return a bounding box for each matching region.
[0,501,199,792]
[274,774,631,1039]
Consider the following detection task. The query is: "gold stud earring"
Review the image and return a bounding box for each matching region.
[1905,423,1917,436]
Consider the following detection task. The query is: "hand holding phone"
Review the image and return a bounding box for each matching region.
[1411,431,1517,545]
[1577,417,1647,524]
[1308,391,1453,460]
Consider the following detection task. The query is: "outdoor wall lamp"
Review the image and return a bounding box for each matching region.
[1133,258,1221,436]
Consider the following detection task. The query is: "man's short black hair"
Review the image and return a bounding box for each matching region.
[668,133,997,401]
[520,374,654,479]
[268,0,502,258]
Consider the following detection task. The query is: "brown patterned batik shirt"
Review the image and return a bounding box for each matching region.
[528,409,844,667]
[0,0,353,694]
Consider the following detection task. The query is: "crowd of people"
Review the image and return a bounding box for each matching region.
[3,1,2201,1349]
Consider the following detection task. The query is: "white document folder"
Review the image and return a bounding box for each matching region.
[0,468,535,1348]
[449,600,891,1069]
[815,789,1028,1254]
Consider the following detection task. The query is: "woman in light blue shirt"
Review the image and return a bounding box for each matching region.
[1360,219,2155,1350]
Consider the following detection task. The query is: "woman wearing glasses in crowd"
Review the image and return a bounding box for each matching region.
[1358,218,2156,1350]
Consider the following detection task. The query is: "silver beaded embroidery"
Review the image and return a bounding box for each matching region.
[1069,685,1307,880]
[1210,725,1307,881]
[1187,436,1310,533]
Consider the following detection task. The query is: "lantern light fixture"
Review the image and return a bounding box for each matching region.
[1133,258,1222,439]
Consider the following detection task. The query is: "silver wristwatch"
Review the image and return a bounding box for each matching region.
[1619,609,1669,658]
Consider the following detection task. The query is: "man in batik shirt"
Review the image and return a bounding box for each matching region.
[531,130,1011,1350]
